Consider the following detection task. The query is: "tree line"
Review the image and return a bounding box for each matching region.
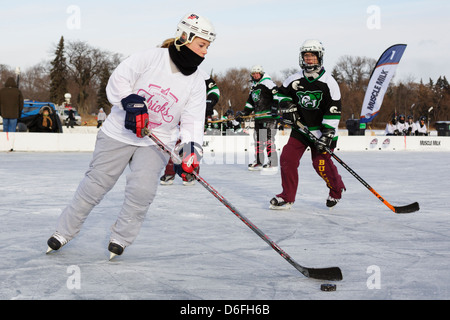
[1,36,448,128]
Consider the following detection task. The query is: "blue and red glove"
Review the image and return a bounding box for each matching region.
[173,142,203,182]
[121,94,149,138]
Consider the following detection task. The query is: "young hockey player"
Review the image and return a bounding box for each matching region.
[270,39,345,210]
[239,65,279,170]
[46,13,216,259]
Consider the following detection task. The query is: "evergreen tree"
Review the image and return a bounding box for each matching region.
[97,65,111,113]
[49,36,68,104]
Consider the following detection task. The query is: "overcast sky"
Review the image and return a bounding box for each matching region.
[1,0,449,83]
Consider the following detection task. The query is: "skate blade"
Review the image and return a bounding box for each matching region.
[269,204,292,210]
[262,167,278,172]
[109,252,118,260]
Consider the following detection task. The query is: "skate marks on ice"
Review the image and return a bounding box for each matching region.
[0,152,449,299]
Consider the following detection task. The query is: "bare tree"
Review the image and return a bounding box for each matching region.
[332,55,377,125]
[333,55,376,91]
[2,42,449,128]
[278,67,300,82]
[96,53,123,114]
[215,67,251,116]
[0,64,15,87]
[66,40,109,114]
[19,62,51,101]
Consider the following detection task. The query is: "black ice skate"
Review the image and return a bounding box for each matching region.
[248,161,263,171]
[326,196,340,208]
[269,196,293,210]
[262,161,278,173]
[46,232,68,253]
[108,239,125,260]
[160,174,175,185]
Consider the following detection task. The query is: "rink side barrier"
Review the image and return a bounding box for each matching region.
[1,130,450,152]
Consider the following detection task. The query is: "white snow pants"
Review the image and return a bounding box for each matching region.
[55,130,169,246]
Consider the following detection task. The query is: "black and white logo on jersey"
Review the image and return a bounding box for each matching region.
[296,91,323,110]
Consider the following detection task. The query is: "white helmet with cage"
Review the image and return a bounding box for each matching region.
[175,13,216,50]
[299,39,325,72]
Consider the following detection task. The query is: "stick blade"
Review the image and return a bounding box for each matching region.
[307,267,343,281]
[394,202,420,214]
[293,261,343,281]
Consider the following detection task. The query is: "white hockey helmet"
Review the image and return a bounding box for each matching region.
[175,13,216,49]
[251,65,264,74]
[299,39,325,72]
[250,65,264,80]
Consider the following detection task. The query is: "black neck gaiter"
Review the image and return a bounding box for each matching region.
[168,43,204,76]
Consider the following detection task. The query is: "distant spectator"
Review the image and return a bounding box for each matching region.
[66,107,76,128]
[384,117,397,135]
[415,116,428,136]
[206,109,220,131]
[222,109,240,133]
[396,114,408,135]
[406,115,417,136]
[28,105,59,133]
[97,108,107,128]
[0,77,24,133]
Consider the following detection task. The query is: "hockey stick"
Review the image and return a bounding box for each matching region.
[146,129,342,281]
[296,122,419,214]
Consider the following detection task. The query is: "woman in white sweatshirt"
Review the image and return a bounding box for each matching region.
[47,13,216,259]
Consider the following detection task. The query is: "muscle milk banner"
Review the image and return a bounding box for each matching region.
[360,44,407,124]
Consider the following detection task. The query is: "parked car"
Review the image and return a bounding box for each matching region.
[57,107,82,126]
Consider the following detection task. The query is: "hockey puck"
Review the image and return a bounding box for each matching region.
[320,284,336,292]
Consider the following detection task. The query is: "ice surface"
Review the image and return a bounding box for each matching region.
[0,150,449,300]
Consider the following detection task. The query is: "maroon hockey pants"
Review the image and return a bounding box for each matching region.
[277,136,345,203]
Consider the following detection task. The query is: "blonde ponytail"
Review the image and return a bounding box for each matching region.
[159,38,175,48]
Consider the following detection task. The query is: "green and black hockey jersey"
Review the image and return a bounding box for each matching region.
[274,69,342,147]
[243,74,278,121]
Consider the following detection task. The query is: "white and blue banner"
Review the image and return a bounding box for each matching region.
[360,44,407,124]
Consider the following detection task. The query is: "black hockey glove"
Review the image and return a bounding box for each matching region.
[173,142,203,183]
[235,111,244,121]
[279,101,301,126]
[271,104,279,118]
[315,128,335,153]
[121,94,149,138]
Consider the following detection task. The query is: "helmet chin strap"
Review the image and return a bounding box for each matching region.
[174,37,188,51]
[174,30,194,51]
[175,29,200,51]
